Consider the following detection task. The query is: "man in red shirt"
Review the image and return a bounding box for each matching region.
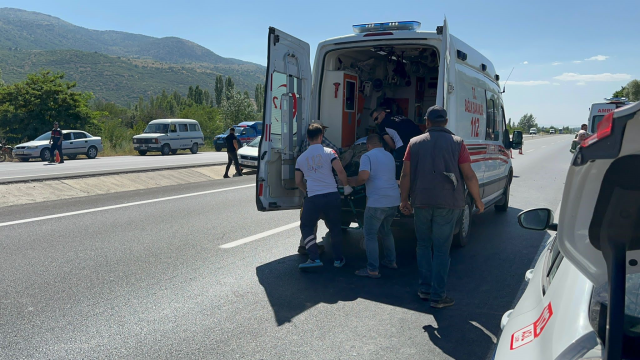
[399,105,483,308]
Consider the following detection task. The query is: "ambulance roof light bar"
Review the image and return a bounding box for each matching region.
[353,21,421,34]
[605,97,628,103]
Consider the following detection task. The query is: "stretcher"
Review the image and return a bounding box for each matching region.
[339,184,366,230]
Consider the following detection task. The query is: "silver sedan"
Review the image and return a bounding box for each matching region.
[12,130,104,162]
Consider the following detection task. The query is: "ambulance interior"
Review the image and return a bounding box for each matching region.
[317,45,440,150]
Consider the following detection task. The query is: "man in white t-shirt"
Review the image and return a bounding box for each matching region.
[295,123,351,270]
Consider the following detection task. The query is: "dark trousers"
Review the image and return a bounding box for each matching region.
[300,192,343,261]
[49,142,63,162]
[394,144,407,180]
[225,152,241,175]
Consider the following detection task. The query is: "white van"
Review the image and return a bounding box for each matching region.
[587,97,630,134]
[133,119,204,156]
[530,128,537,135]
[256,20,516,245]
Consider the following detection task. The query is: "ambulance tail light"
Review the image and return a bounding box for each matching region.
[353,21,421,34]
[582,112,614,147]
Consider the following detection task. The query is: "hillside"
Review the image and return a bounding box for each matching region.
[0,49,265,105]
[0,7,253,66]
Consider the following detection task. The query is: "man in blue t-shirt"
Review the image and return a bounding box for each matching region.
[348,134,400,278]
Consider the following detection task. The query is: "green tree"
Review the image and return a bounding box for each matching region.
[214,75,224,107]
[254,84,264,113]
[612,86,626,98]
[223,91,256,126]
[0,70,96,142]
[517,113,538,132]
[0,68,4,87]
[180,104,222,140]
[225,76,235,102]
[623,79,640,102]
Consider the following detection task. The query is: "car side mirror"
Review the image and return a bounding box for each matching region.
[518,208,557,231]
[511,130,523,150]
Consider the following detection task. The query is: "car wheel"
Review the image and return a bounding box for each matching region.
[453,197,472,247]
[215,145,222,152]
[86,146,98,159]
[138,150,148,156]
[170,149,178,155]
[495,180,510,212]
[190,143,199,154]
[41,148,51,162]
[0,153,5,162]
[161,144,171,156]
[66,155,77,160]
[18,158,29,162]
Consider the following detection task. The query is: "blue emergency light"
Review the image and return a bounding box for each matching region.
[352,21,421,34]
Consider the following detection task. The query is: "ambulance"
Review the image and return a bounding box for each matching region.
[255,20,519,245]
[587,98,630,134]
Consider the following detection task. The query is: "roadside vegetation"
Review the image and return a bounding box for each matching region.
[0,70,264,154]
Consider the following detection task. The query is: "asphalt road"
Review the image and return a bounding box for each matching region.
[0,135,575,359]
[0,151,229,184]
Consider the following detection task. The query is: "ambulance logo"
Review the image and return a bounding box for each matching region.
[597,108,614,113]
[510,303,554,350]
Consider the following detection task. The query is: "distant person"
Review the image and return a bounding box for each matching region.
[400,105,484,309]
[348,134,400,278]
[49,121,64,164]
[224,127,242,178]
[575,124,590,139]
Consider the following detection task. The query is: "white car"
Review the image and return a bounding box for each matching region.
[549,129,555,134]
[530,128,537,135]
[12,130,103,162]
[494,102,640,359]
[237,136,260,170]
[133,119,204,156]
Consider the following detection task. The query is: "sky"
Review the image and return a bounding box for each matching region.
[3,0,639,127]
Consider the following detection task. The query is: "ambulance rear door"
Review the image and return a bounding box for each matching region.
[256,27,311,211]
[437,17,452,109]
[588,103,616,133]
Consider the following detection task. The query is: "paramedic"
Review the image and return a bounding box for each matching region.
[371,107,422,161]
[295,123,351,270]
[399,105,484,309]
[347,134,400,278]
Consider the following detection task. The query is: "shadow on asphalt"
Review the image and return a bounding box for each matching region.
[257,205,548,359]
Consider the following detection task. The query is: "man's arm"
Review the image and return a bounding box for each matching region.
[348,170,370,187]
[459,163,484,213]
[331,159,348,186]
[233,139,239,151]
[382,134,396,150]
[399,161,412,214]
[295,170,306,193]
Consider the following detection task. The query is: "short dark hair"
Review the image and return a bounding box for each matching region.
[229,127,235,132]
[581,124,588,128]
[369,106,387,118]
[366,134,382,146]
[307,123,324,141]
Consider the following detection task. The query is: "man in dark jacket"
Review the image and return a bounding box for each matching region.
[371,107,423,161]
[399,105,484,309]
[49,122,64,164]
[224,127,242,178]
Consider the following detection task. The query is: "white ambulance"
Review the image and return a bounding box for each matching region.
[587,98,630,134]
[255,20,519,245]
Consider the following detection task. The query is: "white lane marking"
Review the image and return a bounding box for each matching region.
[0,184,253,228]
[470,321,497,344]
[527,149,536,153]
[220,222,301,248]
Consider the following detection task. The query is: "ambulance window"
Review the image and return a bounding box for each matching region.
[485,99,496,141]
[543,237,564,295]
[345,80,356,112]
[592,115,605,131]
[270,72,299,149]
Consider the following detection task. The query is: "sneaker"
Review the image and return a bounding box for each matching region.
[334,257,346,268]
[381,260,398,269]
[223,174,230,178]
[297,244,325,255]
[59,161,64,164]
[430,296,455,308]
[355,268,381,278]
[417,290,431,301]
[299,259,323,271]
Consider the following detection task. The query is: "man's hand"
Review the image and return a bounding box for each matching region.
[474,199,485,214]
[400,200,413,215]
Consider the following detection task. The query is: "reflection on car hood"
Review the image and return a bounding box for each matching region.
[16,140,48,147]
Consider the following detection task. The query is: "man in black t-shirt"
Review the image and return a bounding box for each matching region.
[49,121,64,164]
[224,127,242,178]
[371,107,423,160]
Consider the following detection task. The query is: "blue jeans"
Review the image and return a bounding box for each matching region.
[414,207,463,301]
[363,206,397,272]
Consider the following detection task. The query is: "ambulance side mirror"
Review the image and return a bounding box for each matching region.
[511,131,523,150]
[518,208,557,231]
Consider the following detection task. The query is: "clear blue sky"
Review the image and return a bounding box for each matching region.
[4,0,638,127]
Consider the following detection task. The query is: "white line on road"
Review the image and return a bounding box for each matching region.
[0,184,253,228]
[220,222,301,248]
[527,149,536,153]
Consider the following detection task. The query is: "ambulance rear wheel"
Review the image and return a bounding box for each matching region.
[453,197,472,247]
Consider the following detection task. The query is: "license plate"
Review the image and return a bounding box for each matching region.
[139,145,147,149]
[241,160,257,166]
[14,151,24,155]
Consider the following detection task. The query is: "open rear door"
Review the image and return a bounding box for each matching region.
[256,27,311,211]
[437,17,452,109]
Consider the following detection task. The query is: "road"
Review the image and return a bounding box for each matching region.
[0,151,229,184]
[0,135,574,359]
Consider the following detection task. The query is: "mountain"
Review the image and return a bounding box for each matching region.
[0,8,265,105]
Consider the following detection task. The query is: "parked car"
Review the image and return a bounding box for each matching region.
[493,101,640,359]
[132,119,204,156]
[12,130,103,162]
[237,136,261,171]
[549,129,555,134]
[213,121,263,151]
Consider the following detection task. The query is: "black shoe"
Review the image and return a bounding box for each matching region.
[418,290,430,301]
[223,174,230,178]
[430,296,455,308]
[59,161,64,164]
[297,244,325,255]
[233,172,243,177]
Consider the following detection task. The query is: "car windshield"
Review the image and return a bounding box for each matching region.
[144,124,169,133]
[247,136,261,147]
[222,127,244,136]
[34,133,51,141]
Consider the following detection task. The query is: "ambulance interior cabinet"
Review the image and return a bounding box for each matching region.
[320,71,358,148]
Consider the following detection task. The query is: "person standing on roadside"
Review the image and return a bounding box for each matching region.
[348,134,400,278]
[224,127,242,178]
[296,123,351,270]
[49,121,64,164]
[399,105,484,308]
